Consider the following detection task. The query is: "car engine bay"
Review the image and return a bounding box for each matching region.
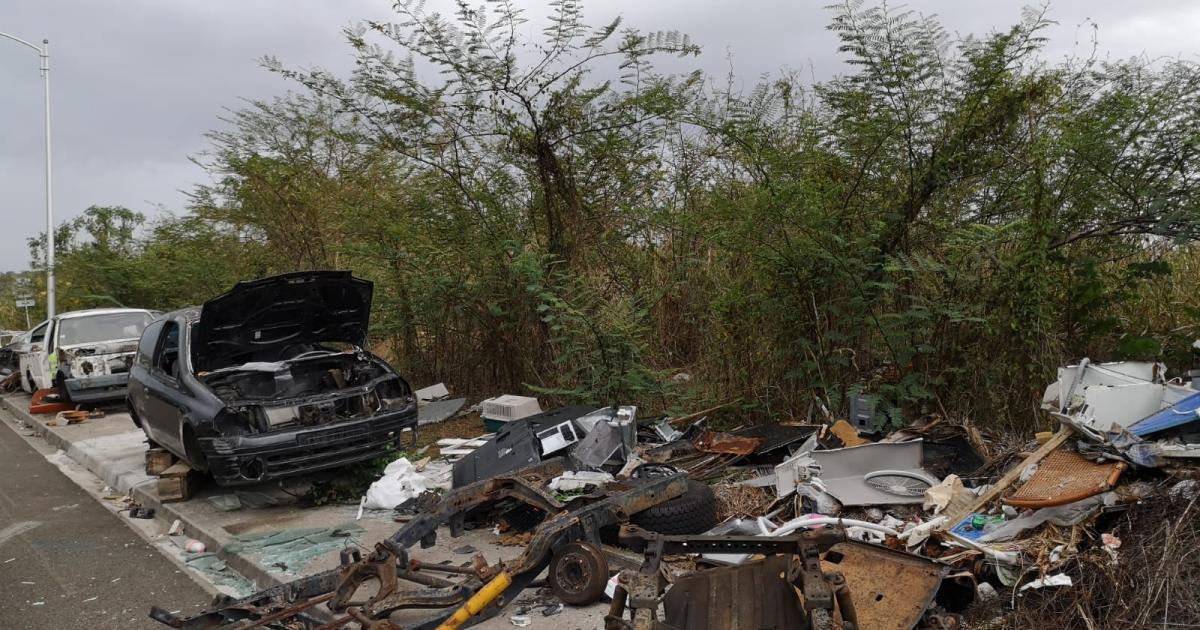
[199,349,413,435]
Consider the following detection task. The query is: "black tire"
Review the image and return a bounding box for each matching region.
[631,480,718,535]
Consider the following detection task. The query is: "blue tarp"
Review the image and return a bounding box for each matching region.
[1129,391,1200,437]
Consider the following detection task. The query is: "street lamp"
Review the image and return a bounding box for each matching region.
[1,32,55,319]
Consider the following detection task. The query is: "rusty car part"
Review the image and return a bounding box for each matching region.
[604,525,856,630]
[152,457,689,629]
[692,430,764,456]
[820,540,949,630]
[548,541,610,605]
[1004,448,1127,508]
[662,555,813,629]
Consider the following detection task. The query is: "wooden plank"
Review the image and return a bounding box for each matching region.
[943,427,1072,526]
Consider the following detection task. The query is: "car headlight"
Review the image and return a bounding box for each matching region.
[264,405,300,428]
[214,409,259,436]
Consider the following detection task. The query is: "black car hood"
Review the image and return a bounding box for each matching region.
[193,271,373,372]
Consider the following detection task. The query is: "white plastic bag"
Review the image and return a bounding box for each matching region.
[363,458,430,510]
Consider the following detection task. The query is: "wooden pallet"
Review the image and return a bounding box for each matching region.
[158,462,203,503]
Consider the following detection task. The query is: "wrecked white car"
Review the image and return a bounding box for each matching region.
[20,308,156,402]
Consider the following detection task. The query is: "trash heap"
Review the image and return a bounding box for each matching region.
[153,364,1200,629]
[443,360,1200,629]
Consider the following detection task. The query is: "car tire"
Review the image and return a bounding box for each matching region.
[631,480,718,535]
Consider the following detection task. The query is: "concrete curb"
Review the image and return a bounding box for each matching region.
[0,394,291,595]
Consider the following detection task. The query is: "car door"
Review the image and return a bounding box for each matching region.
[21,321,50,391]
[141,320,188,455]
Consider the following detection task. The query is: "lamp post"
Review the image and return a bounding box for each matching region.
[1,32,54,319]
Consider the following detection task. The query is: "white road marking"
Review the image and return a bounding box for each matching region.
[0,521,41,547]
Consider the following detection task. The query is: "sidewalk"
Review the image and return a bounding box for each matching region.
[0,393,599,629]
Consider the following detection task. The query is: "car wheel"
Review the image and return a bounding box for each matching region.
[548,542,610,606]
[630,480,718,535]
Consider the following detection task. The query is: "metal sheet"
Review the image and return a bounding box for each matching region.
[417,397,466,425]
[820,542,947,630]
[572,420,626,469]
[1130,391,1200,436]
[693,430,764,456]
[662,555,810,630]
[732,424,820,454]
[810,440,936,506]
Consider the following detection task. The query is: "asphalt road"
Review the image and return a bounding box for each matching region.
[0,414,209,629]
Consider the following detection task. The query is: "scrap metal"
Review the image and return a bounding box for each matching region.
[604,525,856,630]
[150,458,689,629]
[820,541,954,630]
[692,430,764,456]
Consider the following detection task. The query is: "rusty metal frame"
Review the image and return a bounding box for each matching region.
[151,457,689,629]
[604,526,857,630]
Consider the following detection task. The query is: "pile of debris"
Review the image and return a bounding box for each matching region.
[150,361,1200,629]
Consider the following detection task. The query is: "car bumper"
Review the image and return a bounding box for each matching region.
[200,407,418,486]
[64,373,130,403]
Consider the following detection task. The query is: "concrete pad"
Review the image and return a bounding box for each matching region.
[0,393,608,629]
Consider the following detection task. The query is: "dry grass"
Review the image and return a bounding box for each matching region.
[415,411,490,455]
[969,494,1200,629]
[713,482,774,522]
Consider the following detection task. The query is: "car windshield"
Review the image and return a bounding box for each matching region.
[57,312,152,347]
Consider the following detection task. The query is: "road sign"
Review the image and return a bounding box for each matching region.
[15,299,34,308]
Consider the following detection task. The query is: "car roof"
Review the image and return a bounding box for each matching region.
[161,307,201,322]
[55,308,153,320]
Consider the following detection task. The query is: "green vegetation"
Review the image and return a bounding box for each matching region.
[11,1,1200,431]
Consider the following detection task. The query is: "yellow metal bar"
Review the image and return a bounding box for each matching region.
[435,571,513,630]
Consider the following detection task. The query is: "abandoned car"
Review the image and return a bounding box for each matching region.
[20,308,157,402]
[0,329,28,377]
[126,271,418,486]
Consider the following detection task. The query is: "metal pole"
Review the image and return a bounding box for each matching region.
[41,40,54,318]
[0,32,55,318]
[24,305,31,329]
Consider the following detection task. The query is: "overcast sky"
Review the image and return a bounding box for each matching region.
[2,1,1198,273]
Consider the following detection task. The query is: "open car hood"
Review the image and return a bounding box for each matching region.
[193,271,373,372]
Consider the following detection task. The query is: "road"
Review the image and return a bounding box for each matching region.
[0,412,209,629]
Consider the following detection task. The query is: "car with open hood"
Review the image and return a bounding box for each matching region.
[19,308,157,402]
[125,271,418,486]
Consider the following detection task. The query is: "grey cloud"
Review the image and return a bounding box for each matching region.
[1,0,1196,271]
